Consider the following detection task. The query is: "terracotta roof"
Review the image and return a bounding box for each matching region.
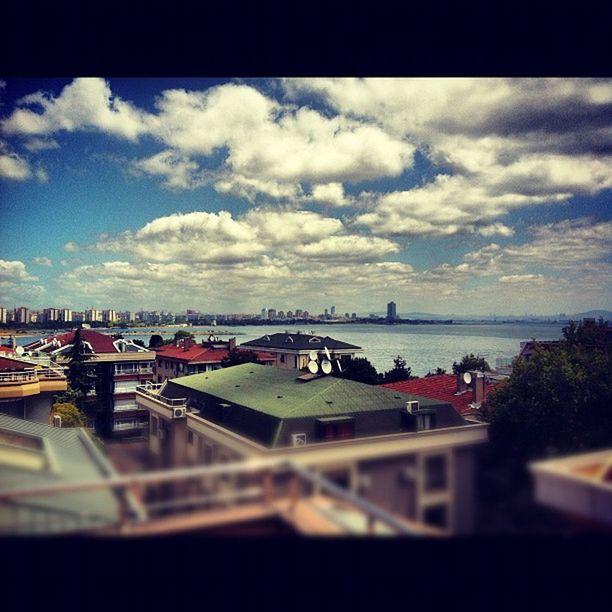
[155,344,275,364]
[24,329,129,354]
[382,374,498,416]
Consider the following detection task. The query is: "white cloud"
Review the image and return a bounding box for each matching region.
[131,150,208,190]
[32,256,53,267]
[498,274,546,284]
[0,259,37,282]
[64,241,80,252]
[0,151,32,180]
[22,138,60,152]
[308,182,353,207]
[214,174,302,202]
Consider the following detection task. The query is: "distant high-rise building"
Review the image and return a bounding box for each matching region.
[261,308,268,319]
[351,313,356,320]
[286,310,293,319]
[85,308,101,323]
[268,309,277,319]
[387,301,397,321]
[102,310,117,323]
[295,309,303,318]
[60,309,72,323]
[331,305,336,317]
[0,307,7,324]
[14,307,28,324]
[43,308,60,323]
[303,310,309,319]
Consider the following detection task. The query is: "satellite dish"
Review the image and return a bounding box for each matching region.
[309,350,318,361]
[336,359,343,373]
[324,346,331,360]
[308,361,319,374]
[15,345,24,356]
[463,372,472,385]
[321,359,332,374]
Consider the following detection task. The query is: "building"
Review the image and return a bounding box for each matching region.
[387,301,397,321]
[0,413,134,535]
[530,449,612,532]
[102,309,117,323]
[60,308,72,323]
[239,332,363,371]
[24,329,155,438]
[14,307,28,325]
[0,307,7,324]
[136,363,488,533]
[154,336,275,382]
[0,354,67,423]
[382,371,503,418]
[43,307,60,323]
[331,306,336,317]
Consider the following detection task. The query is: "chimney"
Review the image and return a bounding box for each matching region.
[11,335,16,350]
[472,371,486,404]
[456,372,467,393]
[228,337,236,351]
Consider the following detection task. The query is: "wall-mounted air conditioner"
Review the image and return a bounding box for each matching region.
[172,407,187,418]
[291,433,307,447]
[407,400,419,414]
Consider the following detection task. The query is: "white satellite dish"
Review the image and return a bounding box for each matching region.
[463,371,472,385]
[321,359,332,374]
[308,361,319,374]
[15,345,24,356]
[309,350,318,361]
[324,346,331,360]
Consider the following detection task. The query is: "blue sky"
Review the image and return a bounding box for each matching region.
[0,78,610,315]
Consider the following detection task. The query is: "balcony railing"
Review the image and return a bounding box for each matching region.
[136,384,187,408]
[113,420,147,431]
[0,458,439,536]
[37,367,66,380]
[0,370,38,384]
[114,366,154,375]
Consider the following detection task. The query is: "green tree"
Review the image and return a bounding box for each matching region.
[380,355,414,383]
[50,402,87,427]
[132,338,146,348]
[149,334,164,348]
[425,367,447,377]
[221,348,261,368]
[334,357,379,385]
[452,353,490,374]
[66,326,95,408]
[478,319,612,533]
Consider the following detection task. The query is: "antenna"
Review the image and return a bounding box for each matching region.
[321,359,332,374]
[463,371,472,385]
[336,359,343,373]
[324,346,331,360]
[308,360,319,374]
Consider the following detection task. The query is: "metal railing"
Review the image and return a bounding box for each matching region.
[37,367,66,380]
[114,366,154,375]
[136,385,187,407]
[0,370,38,384]
[0,458,436,536]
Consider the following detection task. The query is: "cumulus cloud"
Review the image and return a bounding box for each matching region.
[0,151,32,180]
[22,138,60,152]
[64,241,80,252]
[0,259,37,282]
[131,150,209,190]
[32,256,53,267]
[0,259,43,304]
[308,182,353,207]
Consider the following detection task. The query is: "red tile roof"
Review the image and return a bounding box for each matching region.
[155,344,275,364]
[382,374,498,416]
[24,329,123,354]
[0,356,35,371]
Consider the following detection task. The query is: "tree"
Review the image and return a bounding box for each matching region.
[478,319,612,533]
[452,353,490,374]
[50,402,87,428]
[334,357,379,385]
[132,338,146,348]
[149,334,164,348]
[66,326,95,407]
[425,367,447,377]
[221,348,261,368]
[380,355,414,383]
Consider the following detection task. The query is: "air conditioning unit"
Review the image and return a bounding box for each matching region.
[172,407,187,418]
[291,433,307,447]
[407,400,419,414]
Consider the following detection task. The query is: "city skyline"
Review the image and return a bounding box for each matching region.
[1,78,611,314]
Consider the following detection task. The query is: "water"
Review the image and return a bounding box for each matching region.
[11,322,566,377]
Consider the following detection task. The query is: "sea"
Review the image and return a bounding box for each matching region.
[11,322,567,377]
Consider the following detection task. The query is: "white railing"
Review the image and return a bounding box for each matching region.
[114,366,154,375]
[37,367,66,380]
[0,370,38,384]
[136,384,187,407]
[113,421,146,431]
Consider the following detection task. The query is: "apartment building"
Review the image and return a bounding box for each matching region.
[239,332,363,371]
[136,363,488,534]
[24,329,155,437]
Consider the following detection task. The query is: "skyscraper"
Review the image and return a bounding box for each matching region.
[387,301,397,321]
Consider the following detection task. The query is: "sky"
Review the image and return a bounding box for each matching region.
[0,77,611,316]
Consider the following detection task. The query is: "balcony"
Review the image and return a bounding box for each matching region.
[0,371,38,385]
[114,365,154,376]
[136,383,187,408]
[0,458,442,537]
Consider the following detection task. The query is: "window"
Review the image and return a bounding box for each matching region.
[424,455,448,491]
[316,418,355,441]
[114,380,139,394]
[423,504,448,529]
[280,354,285,363]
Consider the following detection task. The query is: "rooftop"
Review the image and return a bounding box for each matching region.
[240,332,362,352]
[156,343,275,364]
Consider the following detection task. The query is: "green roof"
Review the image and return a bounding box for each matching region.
[166,363,440,419]
[0,414,121,535]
